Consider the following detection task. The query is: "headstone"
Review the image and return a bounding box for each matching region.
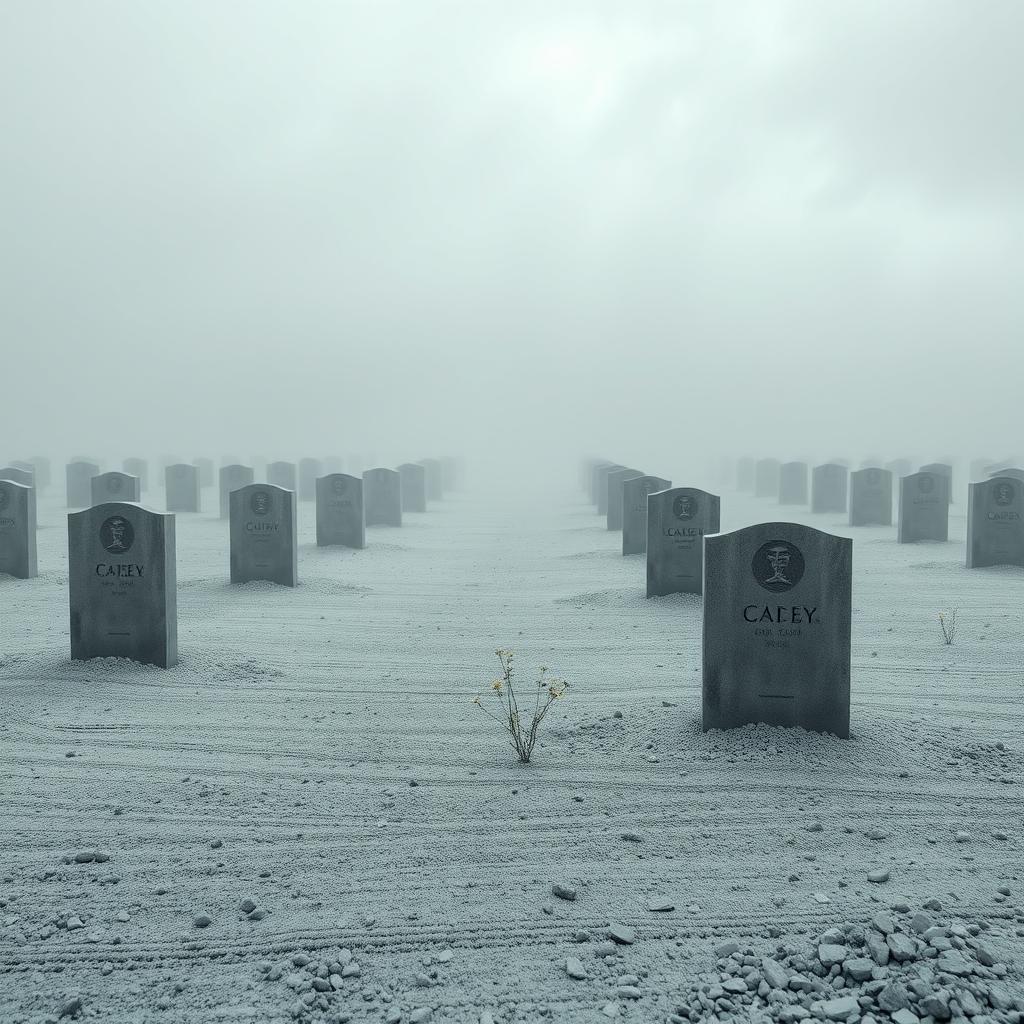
[193,457,214,487]
[396,463,427,513]
[753,459,781,498]
[0,466,33,487]
[29,456,51,490]
[860,456,883,469]
[811,464,848,513]
[884,459,913,480]
[778,462,808,505]
[849,468,892,526]
[68,502,177,667]
[736,457,755,492]
[703,522,852,737]
[229,484,298,586]
[219,464,254,519]
[646,487,720,597]
[966,476,1024,569]
[316,474,365,548]
[622,475,671,555]
[10,460,35,477]
[0,480,37,578]
[91,471,141,506]
[594,464,623,514]
[123,458,149,490]
[165,464,201,513]
[606,468,643,531]
[897,472,950,543]
[419,459,443,501]
[66,461,100,508]
[267,461,298,491]
[363,468,403,527]
[919,462,953,504]
[298,459,322,501]
[989,467,1024,482]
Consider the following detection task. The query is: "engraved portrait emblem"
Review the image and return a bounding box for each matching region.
[331,476,347,495]
[994,480,1015,507]
[108,475,123,493]
[673,492,697,520]
[752,540,805,593]
[0,487,9,513]
[250,490,272,516]
[100,515,134,554]
[917,474,934,494]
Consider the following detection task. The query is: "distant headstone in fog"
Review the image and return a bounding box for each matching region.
[419,459,443,501]
[298,459,322,501]
[219,464,255,519]
[165,464,201,513]
[230,484,297,586]
[753,459,781,498]
[363,468,403,527]
[736,457,755,492]
[970,458,992,482]
[396,463,427,513]
[898,472,950,543]
[778,462,808,505]
[703,522,852,738]
[811,464,848,514]
[606,468,643,531]
[68,502,177,667]
[267,461,298,491]
[966,476,1024,569]
[594,463,623,514]
[91,471,141,506]
[859,456,883,469]
[0,480,37,579]
[622,475,671,555]
[316,474,365,548]
[849,468,893,527]
[884,459,913,480]
[919,462,953,504]
[122,458,148,490]
[646,487,720,597]
[193,457,214,487]
[29,457,51,489]
[990,467,1024,482]
[67,461,100,508]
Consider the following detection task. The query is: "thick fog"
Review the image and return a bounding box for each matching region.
[2,1,1022,483]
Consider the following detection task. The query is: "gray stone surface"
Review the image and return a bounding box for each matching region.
[897,472,949,543]
[990,466,1024,481]
[396,463,427,513]
[230,484,298,586]
[68,502,177,667]
[267,461,298,491]
[316,474,365,549]
[419,459,443,501]
[193,457,214,487]
[966,476,1024,568]
[66,461,100,508]
[363,468,403,527]
[29,456,51,489]
[594,464,623,514]
[0,466,33,487]
[778,462,808,505]
[919,462,953,504]
[646,487,720,597]
[165,463,201,513]
[703,522,852,737]
[0,480,37,578]
[91,471,141,506]
[736,457,755,492]
[298,459,322,501]
[849,467,893,526]
[622,475,671,555]
[122,458,148,490]
[219,464,254,520]
[811,464,848,514]
[753,459,780,498]
[606,468,643,531]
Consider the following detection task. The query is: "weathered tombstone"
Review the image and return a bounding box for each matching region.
[703,523,852,737]
[193,457,214,487]
[0,466,33,487]
[989,467,1024,482]
[219,464,254,519]
[229,484,298,586]
[267,461,298,491]
[298,459,322,501]
[165,464,201,513]
[9,460,35,477]
[849,468,892,526]
[91,471,141,506]
[884,458,912,480]
[606,468,643,531]
[123,458,148,490]
[736,457,755,492]
[919,462,953,504]
[778,462,808,505]
[811,464,848,514]
[419,459,443,501]
[316,474,365,548]
[0,480,37,578]
[622,475,671,555]
[646,487,720,596]
[66,461,100,508]
[753,459,781,498]
[363,468,403,527]
[898,472,950,543]
[29,456,51,490]
[966,476,1024,569]
[68,502,177,667]
[396,463,427,513]
[595,464,623,514]
[860,456,883,469]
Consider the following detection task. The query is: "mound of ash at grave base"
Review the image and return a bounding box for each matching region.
[670,902,1024,1024]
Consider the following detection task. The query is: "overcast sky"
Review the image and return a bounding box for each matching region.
[2,1,1021,476]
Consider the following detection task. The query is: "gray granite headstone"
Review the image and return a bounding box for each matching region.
[736,458,755,492]
[230,484,298,586]
[219,464,255,519]
[91,471,141,506]
[123,458,148,490]
[267,461,298,491]
[315,474,365,548]
[298,459,322,501]
[646,487,720,597]
[811,464,848,513]
[849,468,892,526]
[622,475,671,555]
[165,464,201,513]
[66,461,100,508]
[68,502,177,667]
[884,459,913,480]
[0,480,37,578]
[753,459,781,498]
[419,459,443,501]
[588,461,610,505]
[989,467,1024,482]
[966,476,1024,569]
[919,462,953,504]
[898,472,950,543]
[29,456,51,489]
[778,462,808,505]
[363,468,403,527]
[595,464,624,515]
[0,466,33,487]
[703,522,852,737]
[396,463,427,513]
[193,457,214,487]
[606,468,643,531]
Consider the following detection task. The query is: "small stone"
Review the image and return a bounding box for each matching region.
[761,958,790,989]
[890,1010,919,1024]
[620,832,643,843]
[715,940,740,958]
[552,883,577,902]
[909,912,933,934]
[193,914,212,929]
[409,1010,432,1024]
[819,996,859,1021]
[844,956,874,981]
[73,851,96,864]
[867,868,890,884]
[239,898,257,914]
[210,839,222,849]
[609,925,635,945]
[66,917,84,931]
[59,997,83,1018]
[887,933,918,961]
[647,899,674,913]
[878,982,911,1013]
[616,986,641,1000]
[818,944,848,968]
[341,962,360,978]
[565,956,587,980]
[954,830,972,843]
[115,911,130,923]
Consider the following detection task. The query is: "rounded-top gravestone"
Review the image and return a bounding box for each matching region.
[396,463,427,513]
[66,461,100,508]
[229,483,298,586]
[0,466,34,487]
[363,468,403,528]
[849,467,893,527]
[919,462,953,505]
[122,458,149,491]
[316,474,365,549]
[91,471,141,506]
[966,476,1024,569]
[622,475,671,555]
[0,480,37,579]
[594,463,624,515]
[267,461,298,491]
[606,468,643,531]
[898,471,949,543]
[646,487,720,597]
[418,459,444,501]
[811,464,848,514]
[219,464,255,519]
[165,464,201,513]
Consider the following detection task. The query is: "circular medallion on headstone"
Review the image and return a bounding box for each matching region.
[752,540,805,593]
[331,476,346,495]
[994,480,1015,506]
[673,492,698,520]
[250,490,272,516]
[0,488,9,512]
[917,474,934,494]
[108,475,123,493]
[100,515,134,554]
